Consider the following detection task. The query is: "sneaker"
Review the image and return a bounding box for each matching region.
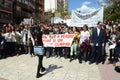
[36,73,44,78]
[41,67,46,72]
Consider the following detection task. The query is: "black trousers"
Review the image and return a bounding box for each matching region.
[90,46,102,63]
[30,43,34,55]
[37,55,44,75]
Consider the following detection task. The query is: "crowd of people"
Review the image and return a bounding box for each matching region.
[0,21,120,65]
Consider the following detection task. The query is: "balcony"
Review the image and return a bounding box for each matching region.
[0,6,12,14]
[16,1,35,12]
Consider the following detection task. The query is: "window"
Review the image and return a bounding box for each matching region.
[5,2,12,10]
[32,0,35,2]
[28,2,35,9]
[0,12,12,20]
[0,0,4,6]
[17,0,21,2]
[25,0,28,5]
[16,6,21,11]
[21,0,25,3]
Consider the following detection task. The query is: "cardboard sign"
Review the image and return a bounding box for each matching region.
[42,34,74,47]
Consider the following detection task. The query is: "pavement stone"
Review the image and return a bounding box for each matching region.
[0,55,101,80]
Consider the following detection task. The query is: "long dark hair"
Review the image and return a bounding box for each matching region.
[83,24,88,30]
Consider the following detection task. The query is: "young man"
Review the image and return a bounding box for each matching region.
[90,21,106,64]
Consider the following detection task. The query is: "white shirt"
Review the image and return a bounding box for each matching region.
[3,32,12,42]
[21,29,35,45]
[96,27,101,46]
[97,27,100,36]
[79,31,90,44]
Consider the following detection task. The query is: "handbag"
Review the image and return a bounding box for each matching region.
[34,46,45,55]
[115,66,120,73]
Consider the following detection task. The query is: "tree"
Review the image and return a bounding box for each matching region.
[55,8,69,19]
[104,0,120,21]
[44,10,53,23]
[98,0,120,21]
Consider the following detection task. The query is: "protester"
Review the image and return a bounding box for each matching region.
[0,29,5,58]
[12,27,21,56]
[70,27,80,62]
[114,26,120,66]
[108,27,117,63]
[89,21,106,64]
[21,25,35,55]
[64,27,70,58]
[44,25,53,58]
[78,24,90,63]
[35,24,46,78]
[53,25,62,57]
[6,23,12,33]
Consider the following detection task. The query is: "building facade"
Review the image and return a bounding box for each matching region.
[13,0,36,24]
[57,0,68,12]
[63,0,68,12]
[35,0,44,23]
[0,0,44,25]
[45,0,68,12]
[44,0,56,12]
[0,0,13,25]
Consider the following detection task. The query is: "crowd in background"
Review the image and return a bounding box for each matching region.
[0,20,120,66]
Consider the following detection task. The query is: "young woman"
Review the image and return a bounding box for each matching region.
[35,24,47,78]
[70,27,80,62]
[79,24,90,63]
[108,27,117,63]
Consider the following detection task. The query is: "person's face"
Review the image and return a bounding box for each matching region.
[113,28,116,33]
[73,27,76,32]
[83,26,87,31]
[16,28,19,31]
[8,24,11,27]
[98,23,103,29]
[25,25,28,29]
[49,26,52,30]
[66,28,69,32]
[11,26,14,30]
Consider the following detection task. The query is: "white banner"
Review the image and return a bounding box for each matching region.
[42,34,74,47]
[71,7,104,27]
[23,18,33,25]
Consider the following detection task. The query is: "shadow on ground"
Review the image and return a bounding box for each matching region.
[44,64,63,75]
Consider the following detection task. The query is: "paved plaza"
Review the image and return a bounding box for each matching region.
[0,55,101,80]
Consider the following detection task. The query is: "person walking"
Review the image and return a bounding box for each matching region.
[35,24,47,78]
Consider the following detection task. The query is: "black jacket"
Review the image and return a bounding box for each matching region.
[90,28,106,47]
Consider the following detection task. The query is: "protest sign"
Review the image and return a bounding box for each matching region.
[42,34,74,47]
